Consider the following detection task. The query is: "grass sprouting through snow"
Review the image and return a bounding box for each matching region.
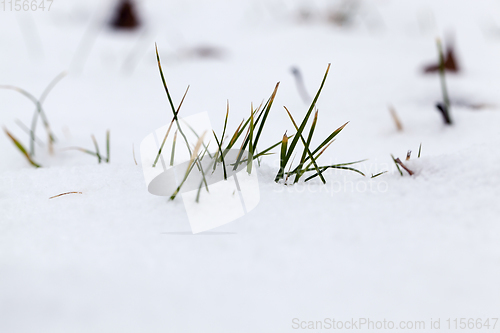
[3,127,41,168]
[391,154,403,176]
[0,72,65,156]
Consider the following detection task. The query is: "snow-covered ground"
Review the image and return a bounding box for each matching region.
[1,0,500,332]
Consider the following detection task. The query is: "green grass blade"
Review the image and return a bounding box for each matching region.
[91,134,101,164]
[3,127,41,168]
[152,84,191,167]
[294,110,319,183]
[252,82,279,150]
[212,130,227,180]
[170,131,206,200]
[276,132,288,180]
[306,122,348,162]
[106,130,110,163]
[283,107,325,184]
[0,84,55,156]
[170,129,178,166]
[391,154,403,176]
[371,171,387,178]
[280,64,331,172]
[304,165,365,182]
[247,106,254,174]
[418,143,422,158]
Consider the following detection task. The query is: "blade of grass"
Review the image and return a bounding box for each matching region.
[106,130,110,163]
[278,132,288,181]
[49,191,82,199]
[91,134,101,164]
[15,119,44,147]
[395,157,414,176]
[155,44,192,156]
[152,85,190,167]
[62,147,99,157]
[283,106,325,184]
[170,129,178,166]
[275,63,331,182]
[418,143,422,158]
[294,109,319,183]
[391,154,403,176]
[170,131,206,201]
[3,127,41,168]
[0,85,55,156]
[371,171,387,178]
[304,165,365,182]
[30,71,66,155]
[212,130,227,180]
[132,144,138,165]
[305,122,348,163]
[252,82,279,150]
[247,105,254,174]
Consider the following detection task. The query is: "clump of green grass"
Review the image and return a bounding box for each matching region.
[274,64,364,184]
[153,47,365,201]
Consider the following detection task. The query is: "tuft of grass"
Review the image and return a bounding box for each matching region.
[275,64,364,184]
[275,64,331,182]
[1,72,65,156]
[63,131,110,164]
[3,127,41,168]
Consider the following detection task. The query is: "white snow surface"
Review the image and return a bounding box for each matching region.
[1,0,500,332]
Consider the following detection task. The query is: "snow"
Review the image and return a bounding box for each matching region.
[1,0,500,332]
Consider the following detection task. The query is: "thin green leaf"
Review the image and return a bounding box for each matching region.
[371,171,387,178]
[106,130,110,163]
[276,63,331,183]
[391,154,403,176]
[91,134,101,164]
[170,129,178,166]
[3,127,41,168]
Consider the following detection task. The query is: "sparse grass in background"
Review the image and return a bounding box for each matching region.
[388,104,403,131]
[391,153,414,176]
[435,39,452,125]
[3,127,41,168]
[63,130,110,164]
[1,72,65,162]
